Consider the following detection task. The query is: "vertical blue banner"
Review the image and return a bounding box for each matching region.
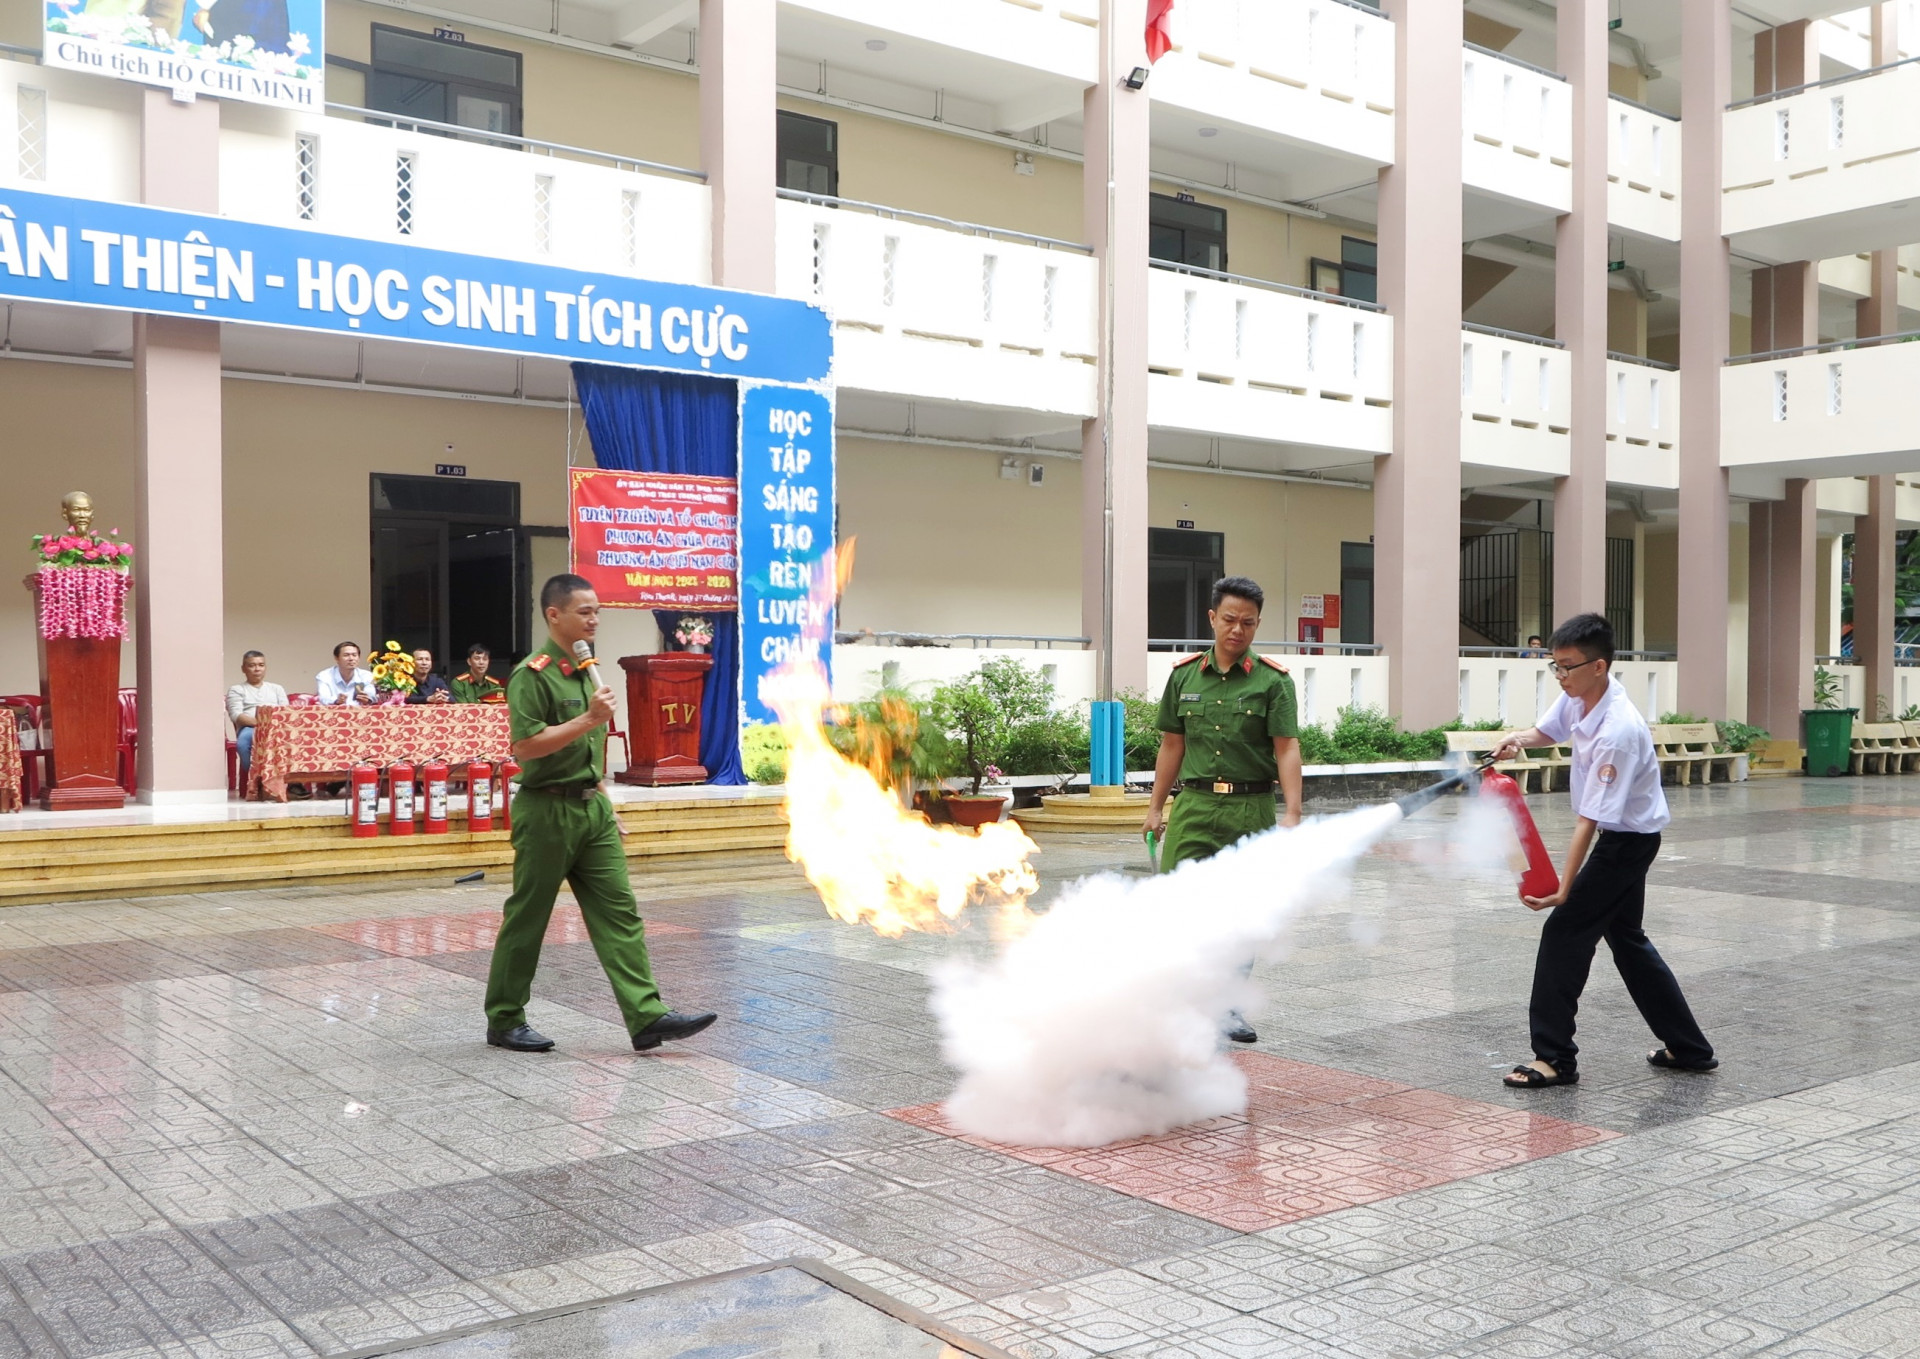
[738,384,835,726]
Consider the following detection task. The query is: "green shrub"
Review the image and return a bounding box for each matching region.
[830,686,957,790]
[741,723,787,784]
[1715,720,1768,753]
[1657,711,1711,725]
[929,657,1060,793]
[1813,668,1842,710]
[1000,709,1090,780]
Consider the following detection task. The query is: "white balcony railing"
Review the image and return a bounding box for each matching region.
[1606,96,1680,241]
[782,0,1097,84]
[774,192,1099,418]
[1460,326,1570,476]
[1459,656,1676,725]
[1605,355,1679,490]
[1461,45,1572,215]
[1724,60,1920,260]
[220,105,712,284]
[1145,264,1392,454]
[1722,336,1920,475]
[1153,0,1395,164]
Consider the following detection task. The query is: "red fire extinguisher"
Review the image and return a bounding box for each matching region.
[422,757,450,835]
[1479,765,1560,901]
[497,756,520,832]
[350,761,381,838]
[389,760,415,836]
[468,759,494,833]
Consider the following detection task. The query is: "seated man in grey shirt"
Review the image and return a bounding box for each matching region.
[227,651,289,787]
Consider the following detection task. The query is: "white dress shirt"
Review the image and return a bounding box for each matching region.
[315,666,376,705]
[1535,674,1670,834]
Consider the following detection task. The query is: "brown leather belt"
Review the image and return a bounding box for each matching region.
[1180,779,1274,795]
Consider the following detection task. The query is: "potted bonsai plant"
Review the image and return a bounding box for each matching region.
[928,658,1057,828]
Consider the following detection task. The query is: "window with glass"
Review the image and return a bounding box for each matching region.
[1340,237,1378,304]
[778,111,839,196]
[367,26,522,138]
[1148,194,1228,272]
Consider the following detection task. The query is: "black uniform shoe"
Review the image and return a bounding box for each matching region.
[632,1011,718,1050]
[486,1024,556,1052]
[1224,1014,1258,1044]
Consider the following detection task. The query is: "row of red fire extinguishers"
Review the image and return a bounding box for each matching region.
[346,758,521,839]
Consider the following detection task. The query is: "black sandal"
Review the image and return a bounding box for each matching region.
[1504,1062,1577,1088]
[1648,1048,1718,1072]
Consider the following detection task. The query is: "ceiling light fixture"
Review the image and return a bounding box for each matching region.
[865,38,888,51]
[1197,126,1218,137]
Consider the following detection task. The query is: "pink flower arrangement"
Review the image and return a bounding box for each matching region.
[36,566,132,640]
[31,527,134,640]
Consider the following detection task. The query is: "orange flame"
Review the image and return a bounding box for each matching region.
[767,544,1040,938]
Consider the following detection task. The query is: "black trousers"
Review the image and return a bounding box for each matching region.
[1530,830,1713,1069]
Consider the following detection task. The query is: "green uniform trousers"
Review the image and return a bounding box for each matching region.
[1158,788,1277,872]
[483,791,669,1038]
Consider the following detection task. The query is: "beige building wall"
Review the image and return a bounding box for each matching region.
[326,0,703,171]
[1642,526,1678,651]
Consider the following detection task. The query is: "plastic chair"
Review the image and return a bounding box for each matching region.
[607,715,632,771]
[117,688,139,795]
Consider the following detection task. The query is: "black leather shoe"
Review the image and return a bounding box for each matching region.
[1225,1015,1258,1044]
[632,1011,718,1050]
[486,1024,555,1052]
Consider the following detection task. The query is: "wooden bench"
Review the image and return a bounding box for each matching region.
[1649,723,1738,785]
[1442,730,1542,793]
[1849,722,1911,775]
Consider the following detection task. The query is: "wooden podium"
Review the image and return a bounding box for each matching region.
[616,653,713,786]
[27,577,127,811]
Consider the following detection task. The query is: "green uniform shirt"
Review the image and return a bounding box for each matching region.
[506,640,604,788]
[1155,647,1300,783]
[452,673,506,704]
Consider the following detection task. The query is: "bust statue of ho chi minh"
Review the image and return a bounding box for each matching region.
[61,491,94,536]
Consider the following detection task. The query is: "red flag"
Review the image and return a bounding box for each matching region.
[1146,0,1175,62]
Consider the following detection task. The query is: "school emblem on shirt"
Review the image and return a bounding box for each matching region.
[1597,763,1619,784]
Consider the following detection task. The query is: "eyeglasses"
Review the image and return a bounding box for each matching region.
[1548,657,1602,679]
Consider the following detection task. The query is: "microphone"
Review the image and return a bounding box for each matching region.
[571,640,600,676]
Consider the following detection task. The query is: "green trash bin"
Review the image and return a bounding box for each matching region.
[1802,708,1857,777]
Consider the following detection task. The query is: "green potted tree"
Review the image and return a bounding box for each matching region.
[828,686,955,810]
[929,658,1057,827]
[1803,667,1856,777]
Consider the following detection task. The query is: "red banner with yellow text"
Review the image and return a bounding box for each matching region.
[569,468,740,611]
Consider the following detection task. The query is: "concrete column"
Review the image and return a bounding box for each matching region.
[1752,18,1814,95]
[1749,260,1818,354]
[135,90,227,803]
[699,0,776,291]
[1375,0,1463,728]
[1553,0,1610,624]
[1678,0,1733,718]
[1856,474,1899,718]
[1746,481,1815,740]
[1859,8,1901,341]
[1081,0,1151,696]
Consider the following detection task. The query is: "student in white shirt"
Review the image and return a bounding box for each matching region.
[1490,613,1716,1089]
[315,642,376,706]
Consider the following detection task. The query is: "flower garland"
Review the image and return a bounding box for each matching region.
[36,566,132,640]
[32,528,134,641]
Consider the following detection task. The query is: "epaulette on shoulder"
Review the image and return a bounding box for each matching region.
[1172,653,1205,668]
[1259,655,1291,674]
[527,654,552,671]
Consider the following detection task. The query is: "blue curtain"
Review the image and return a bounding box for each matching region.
[572,364,744,784]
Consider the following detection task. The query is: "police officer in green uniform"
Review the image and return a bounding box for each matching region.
[483,575,717,1054]
[451,644,507,704]
[1142,575,1303,1044]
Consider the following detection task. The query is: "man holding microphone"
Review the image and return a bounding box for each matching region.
[483,574,717,1054]
[1490,612,1715,1089]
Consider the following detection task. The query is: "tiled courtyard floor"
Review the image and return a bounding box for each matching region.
[2,776,1919,1357]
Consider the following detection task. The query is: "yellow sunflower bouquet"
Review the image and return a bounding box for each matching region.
[368,640,419,698]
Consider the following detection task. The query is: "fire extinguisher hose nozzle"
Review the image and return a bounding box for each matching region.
[1391,770,1470,820]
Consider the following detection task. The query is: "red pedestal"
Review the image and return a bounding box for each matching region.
[34,622,128,811]
[616,653,713,786]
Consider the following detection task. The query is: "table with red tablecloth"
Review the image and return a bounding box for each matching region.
[248,705,514,801]
[0,712,21,812]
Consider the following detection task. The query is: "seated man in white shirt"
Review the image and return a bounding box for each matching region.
[1491,613,1716,1089]
[225,650,289,784]
[316,642,376,706]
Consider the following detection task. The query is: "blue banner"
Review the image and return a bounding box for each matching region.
[0,185,833,386]
[737,385,835,726]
